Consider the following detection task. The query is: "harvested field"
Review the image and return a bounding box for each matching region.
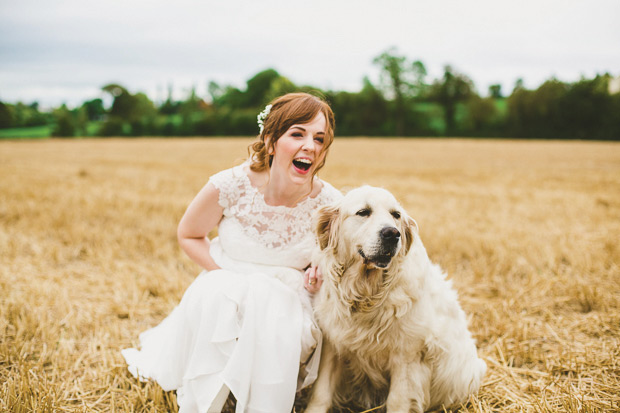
[1,137,619,412]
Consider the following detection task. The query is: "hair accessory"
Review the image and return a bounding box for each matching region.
[257,104,272,134]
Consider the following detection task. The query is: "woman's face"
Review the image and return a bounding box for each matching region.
[270,111,327,186]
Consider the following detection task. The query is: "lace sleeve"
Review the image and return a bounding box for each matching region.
[318,180,343,206]
[207,165,244,214]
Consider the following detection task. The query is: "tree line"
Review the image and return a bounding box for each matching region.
[1,49,619,140]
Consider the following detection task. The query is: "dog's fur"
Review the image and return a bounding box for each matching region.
[305,186,486,413]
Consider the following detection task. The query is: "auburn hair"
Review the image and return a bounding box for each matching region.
[248,92,335,177]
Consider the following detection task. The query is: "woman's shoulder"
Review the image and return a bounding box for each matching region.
[208,162,248,190]
[316,178,342,204]
[207,162,252,211]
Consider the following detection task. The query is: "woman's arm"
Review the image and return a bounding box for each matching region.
[177,182,224,271]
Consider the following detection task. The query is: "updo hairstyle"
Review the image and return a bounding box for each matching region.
[249,93,335,176]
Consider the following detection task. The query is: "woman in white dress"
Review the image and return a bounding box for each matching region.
[122,93,342,413]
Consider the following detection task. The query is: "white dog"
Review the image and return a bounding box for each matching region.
[305,186,486,413]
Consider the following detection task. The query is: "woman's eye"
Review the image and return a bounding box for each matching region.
[391,211,401,219]
[292,133,303,137]
[314,137,324,144]
[356,208,371,217]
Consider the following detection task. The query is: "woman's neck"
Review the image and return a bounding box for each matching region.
[262,171,313,207]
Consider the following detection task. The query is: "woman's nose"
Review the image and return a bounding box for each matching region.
[301,136,314,151]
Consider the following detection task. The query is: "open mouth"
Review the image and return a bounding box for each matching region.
[292,158,312,173]
[358,249,393,269]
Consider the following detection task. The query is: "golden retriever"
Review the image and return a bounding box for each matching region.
[305,186,486,413]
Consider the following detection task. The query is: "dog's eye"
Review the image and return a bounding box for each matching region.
[356,208,371,217]
[391,211,401,219]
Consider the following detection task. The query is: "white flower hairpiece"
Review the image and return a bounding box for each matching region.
[257,104,272,134]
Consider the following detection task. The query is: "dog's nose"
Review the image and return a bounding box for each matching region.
[380,227,400,241]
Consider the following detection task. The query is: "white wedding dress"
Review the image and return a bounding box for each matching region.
[122,162,342,413]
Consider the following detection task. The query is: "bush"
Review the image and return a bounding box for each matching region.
[98,119,125,137]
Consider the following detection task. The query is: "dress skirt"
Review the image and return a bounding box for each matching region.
[122,265,321,413]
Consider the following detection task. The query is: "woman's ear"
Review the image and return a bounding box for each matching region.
[315,205,340,250]
[402,214,418,254]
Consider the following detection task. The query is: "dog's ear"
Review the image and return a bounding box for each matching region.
[315,205,340,250]
[402,214,418,254]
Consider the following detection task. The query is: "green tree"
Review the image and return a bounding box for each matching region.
[81,98,105,121]
[0,101,14,128]
[489,84,502,98]
[373,48,428,135]
[101,84,157,136]
[329,78,390,136]
[159,98,180,115]
[429,65,475,135]
[245,69,281,107]
[99,119,125,136]
[463,95,499,136]
[557,75,619,139]
[506,86,532,137]
[52,104,75,137]
[356,77,391,135]
[160,83,180,115]
[213,86,245,110]
[6,102,48,127]
[207,81,223,104]
[513,78,525,93]
[264,76,297,103]
[178,87,210,135]
[102,84,129,115]
[212,68,289,111]
[507,79,566,138]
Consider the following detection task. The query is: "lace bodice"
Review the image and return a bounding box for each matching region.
[208,162,342,270]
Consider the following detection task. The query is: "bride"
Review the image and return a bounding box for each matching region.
[122,93,342,413]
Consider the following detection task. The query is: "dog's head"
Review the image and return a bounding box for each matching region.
[315,186,418,270]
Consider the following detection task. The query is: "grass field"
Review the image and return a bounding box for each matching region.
[1,137,619,412]
[0,125,53,139]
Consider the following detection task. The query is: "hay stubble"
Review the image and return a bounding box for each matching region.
[1,138,619,412]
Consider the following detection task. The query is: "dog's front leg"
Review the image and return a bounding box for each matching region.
[386,356,431,413]
[305,339,340,413]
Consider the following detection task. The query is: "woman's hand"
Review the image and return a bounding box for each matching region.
[304,266,323,294]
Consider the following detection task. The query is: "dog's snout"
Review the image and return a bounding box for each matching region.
[380,227,400,241]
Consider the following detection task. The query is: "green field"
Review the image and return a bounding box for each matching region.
[0,125,52,139]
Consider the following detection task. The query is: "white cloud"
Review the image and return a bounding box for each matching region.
[1,0,619,107]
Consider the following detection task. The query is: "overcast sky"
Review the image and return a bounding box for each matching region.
[1,0,619,108]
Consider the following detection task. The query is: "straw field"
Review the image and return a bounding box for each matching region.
[1,137,619,412]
